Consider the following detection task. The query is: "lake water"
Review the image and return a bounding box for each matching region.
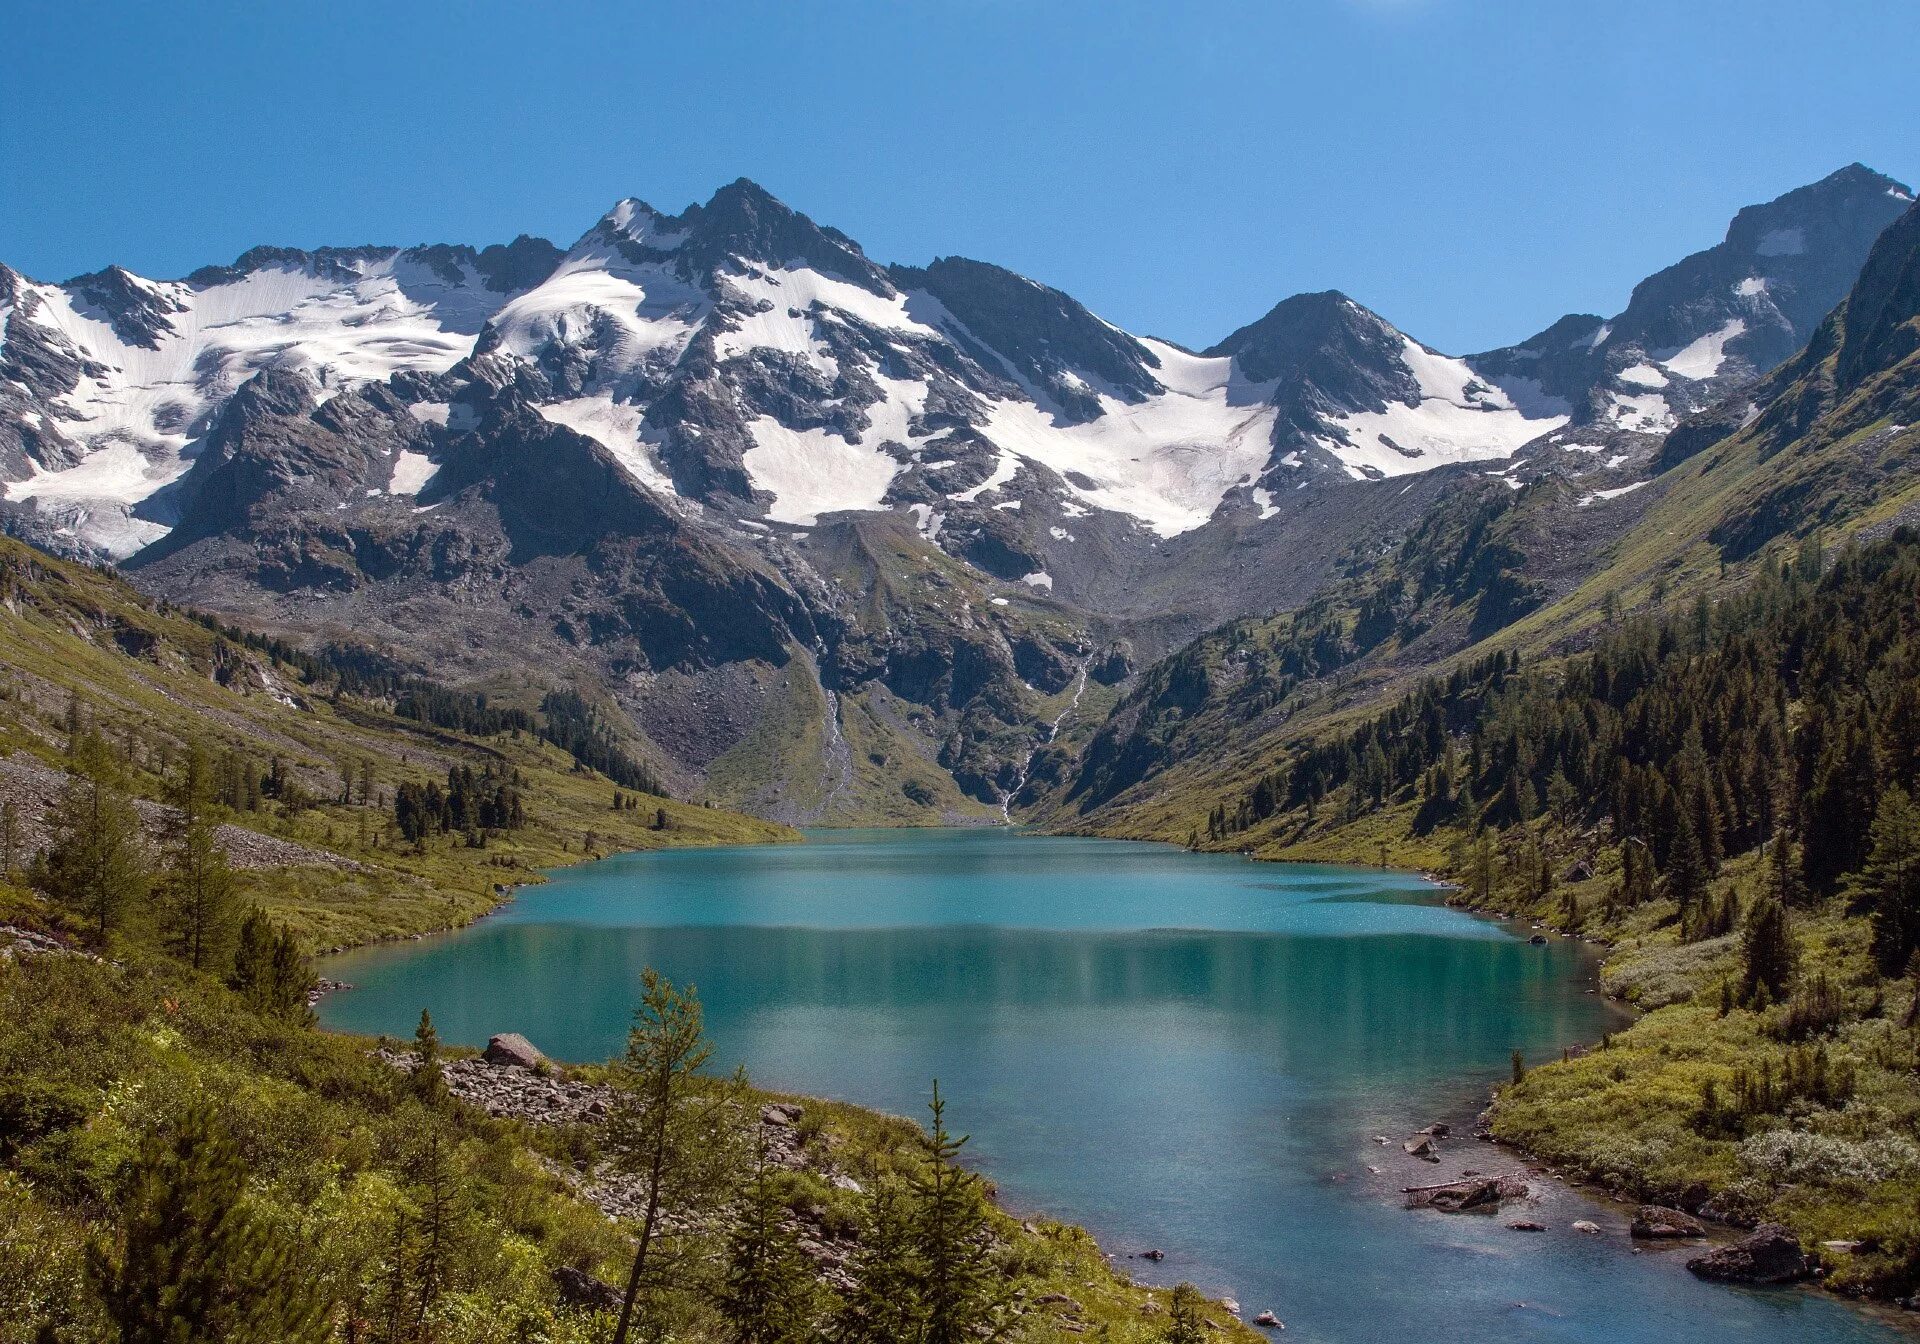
[318,829,1898,1343]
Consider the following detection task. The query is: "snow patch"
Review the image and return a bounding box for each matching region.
[1315,338,1566,479]
[1736,276,1769,298]
[536,397,675,494]
[1607,391,1675,433]
[387,450,439,496]
[1660,319,1745,381]
[1618,363,1669,389]
[1579,480,1649,507]
[1019,571,1053,591]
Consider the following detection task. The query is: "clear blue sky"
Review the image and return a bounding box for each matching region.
[5,0,1915,353]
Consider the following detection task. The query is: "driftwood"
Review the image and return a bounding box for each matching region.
[1403,1173,1530,1213]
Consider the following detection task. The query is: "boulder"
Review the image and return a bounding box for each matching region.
[1403,1135,1440,1161]
[1687,1224,1811,1284]
[484,1033,547,1069]
[1507,1221,1547,1232]
[1571,1220,1602,1235]
[1631,1205,1706,1240]
[1253,1309,1282,1328]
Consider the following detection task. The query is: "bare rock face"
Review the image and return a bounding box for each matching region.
[1686,1224,1812,1284]
[484,1032,548,1069]
[1631,1205,1707,1240]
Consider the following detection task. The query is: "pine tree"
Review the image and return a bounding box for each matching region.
[38,730,149,944]
[1858,787,1920,972]
[90,1103,331,1343]
[720,1126,824,1344]
[1161,1283,1207,1344]
[909,1082,1005,1344]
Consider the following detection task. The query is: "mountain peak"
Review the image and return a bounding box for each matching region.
[1205,290,1394,382]
[664,179,892,296]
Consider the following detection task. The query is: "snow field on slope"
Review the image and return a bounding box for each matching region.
[535,397,678,496]
[978,339,1278,535]
[742,372,930,525]
[1318,338,1566,479]
[1659,319,1746,381]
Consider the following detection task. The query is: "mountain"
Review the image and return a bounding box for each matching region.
[1469,163,1913,441]
[0,168,1908,821]
[1038,187,1920,839]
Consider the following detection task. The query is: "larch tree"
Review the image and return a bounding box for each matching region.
[39,730,148,945]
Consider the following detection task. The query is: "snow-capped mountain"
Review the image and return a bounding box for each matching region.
[7,170,1908,562]
[0,182,1561,559]
[1469,163,1914,440]
[0,238,561,553]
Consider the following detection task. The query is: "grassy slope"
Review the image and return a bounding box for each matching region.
[0,535,793,948]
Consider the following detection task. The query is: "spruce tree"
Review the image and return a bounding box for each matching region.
[832,1180,928,1344]
[609,970,743,1344]
[1858,787,1920,972]
[160,743,237,970]
[228,909,313,1023]
[1162,1283,1207,1344]
[1665,810,1709,924]
[909,1082,1006,1344]
[0,797,19,877]
[411,1009,449,1109]
[91,1103,331,1343]
[1742,896,1795,1004]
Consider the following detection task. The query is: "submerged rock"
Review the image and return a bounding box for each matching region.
[1686,1224,1811,1284]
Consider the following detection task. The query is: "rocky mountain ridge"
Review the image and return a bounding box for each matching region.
[1,166,1909,821]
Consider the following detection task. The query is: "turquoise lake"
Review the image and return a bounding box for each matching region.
[318,829,1899,1343]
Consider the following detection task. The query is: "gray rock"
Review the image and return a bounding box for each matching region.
[484,1033,548,1069]
[1687,1224,1811,1284]
[1631,1205,1706,1240]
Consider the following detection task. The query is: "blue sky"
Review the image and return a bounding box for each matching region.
[5,0,1915,353]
